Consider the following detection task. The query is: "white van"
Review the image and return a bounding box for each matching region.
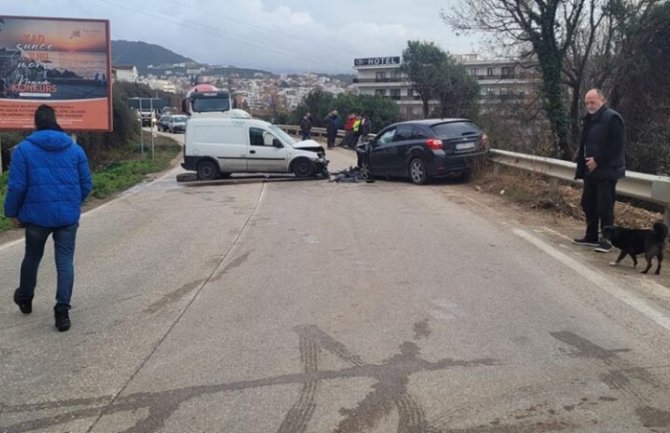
[182,116,328,180]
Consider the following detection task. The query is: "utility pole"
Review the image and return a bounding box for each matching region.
[150,97,155,161]
[139,98,144,157]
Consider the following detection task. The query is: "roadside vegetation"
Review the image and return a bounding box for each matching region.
[0,82,182,233]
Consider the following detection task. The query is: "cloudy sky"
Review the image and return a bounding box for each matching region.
[2,0,481,73]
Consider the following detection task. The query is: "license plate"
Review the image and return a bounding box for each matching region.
[456,141,475,150]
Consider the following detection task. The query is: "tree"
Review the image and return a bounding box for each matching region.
[563,0,660,147]
[290,88,335,127]
[400,41,447,118]
[433,58,480,118]
[610,1,670,174]
[290,92,401,134]
[443,0,588,160]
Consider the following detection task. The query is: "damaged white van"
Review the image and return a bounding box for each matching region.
[182,116,328,180]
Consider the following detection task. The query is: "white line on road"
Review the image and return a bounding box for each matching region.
[513,228,670,333]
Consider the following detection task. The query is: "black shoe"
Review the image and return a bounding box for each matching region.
[594,240,612,253]
[13,289,32,315]
[54,310,71,332]
[572,237,599,247]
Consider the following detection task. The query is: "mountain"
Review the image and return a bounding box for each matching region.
[110,40,275,78]
[111,40,195,73]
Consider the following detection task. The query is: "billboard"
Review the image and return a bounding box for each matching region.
[0,15,112,131]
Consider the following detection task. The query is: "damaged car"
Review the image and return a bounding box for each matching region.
[182,115,328,180]
[356,118,488,184]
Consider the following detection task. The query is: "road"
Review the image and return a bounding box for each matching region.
[2,133,670,433]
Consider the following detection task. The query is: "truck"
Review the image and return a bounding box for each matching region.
[181,83,247,118]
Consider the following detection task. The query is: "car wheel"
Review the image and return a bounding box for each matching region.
[197,160,219,181]
[292,158,315,177]
[409,158,428,185]
[359,160,371,180]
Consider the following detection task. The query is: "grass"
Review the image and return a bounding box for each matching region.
[0,132,181,232]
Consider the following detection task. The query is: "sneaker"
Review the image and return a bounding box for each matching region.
[13,289,32,315]
[594,240,612,253]
[54,310,71,332]
[572,237,599,247]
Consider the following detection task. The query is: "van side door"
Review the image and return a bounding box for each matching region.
[191,124,247,171]
[246,127,288,173]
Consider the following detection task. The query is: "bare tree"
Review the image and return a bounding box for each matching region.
[563,0,660,147]
[443,0,588,159]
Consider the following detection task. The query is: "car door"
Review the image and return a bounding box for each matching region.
[246,126,288,172]
[369,127,397,175]
[387,124,416,175]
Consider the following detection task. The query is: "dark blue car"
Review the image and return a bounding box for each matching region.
[356,118,489,184]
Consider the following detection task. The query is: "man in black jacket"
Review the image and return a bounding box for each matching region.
[573,89,625,253]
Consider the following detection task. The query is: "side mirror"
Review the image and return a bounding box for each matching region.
[273,138,283,148]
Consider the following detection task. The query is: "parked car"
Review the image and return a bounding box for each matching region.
[182,116,328,180]
[356,118,488,184]
[158,114,171,132]
[168,114,188,133]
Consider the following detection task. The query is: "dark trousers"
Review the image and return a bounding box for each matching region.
[581,177,617,240]
[16,223,79,311]
[301,131,310,140]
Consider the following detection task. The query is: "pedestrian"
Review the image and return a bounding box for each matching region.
[4,104,92,332]
[339,113,357,148]
[359,114,371,141]
[325,110,339,149]
[299,112,312,140]
[573,88,625,253]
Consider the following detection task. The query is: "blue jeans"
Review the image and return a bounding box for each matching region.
[17,223,79,311]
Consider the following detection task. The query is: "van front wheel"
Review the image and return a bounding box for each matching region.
[292,158,315,178]
[197,160,219,181]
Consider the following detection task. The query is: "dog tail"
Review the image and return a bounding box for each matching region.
[653,222,668,242]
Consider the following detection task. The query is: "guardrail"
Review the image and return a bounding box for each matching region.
[278,124,670,223]
[490,149,670,224]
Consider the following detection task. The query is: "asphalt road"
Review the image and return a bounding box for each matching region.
[2,135,670,433]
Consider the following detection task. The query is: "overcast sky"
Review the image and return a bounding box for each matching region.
[2,0,481,73]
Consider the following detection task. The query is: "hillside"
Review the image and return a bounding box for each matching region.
[111,40,275,78]
[111,40,195,73]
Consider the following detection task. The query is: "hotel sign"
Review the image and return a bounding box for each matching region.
[354,57,400,67]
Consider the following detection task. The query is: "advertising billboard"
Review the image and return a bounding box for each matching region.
[0,15,112,131]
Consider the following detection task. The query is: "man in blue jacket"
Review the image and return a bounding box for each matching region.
[4,105,92,332]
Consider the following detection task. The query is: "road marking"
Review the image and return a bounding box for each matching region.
[513,228,670,333]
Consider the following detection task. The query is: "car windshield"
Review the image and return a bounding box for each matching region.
[172,115,187,122]
[191,97,231,112]
[430,121,481,139]
[269,125,296,145]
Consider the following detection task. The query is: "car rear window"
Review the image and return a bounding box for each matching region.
[430,122,480,139]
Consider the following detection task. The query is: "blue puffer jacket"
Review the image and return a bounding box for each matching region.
[4,130,92,228]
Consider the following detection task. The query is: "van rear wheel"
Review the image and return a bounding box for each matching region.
[292,158,315,178]
[197,160,219,181]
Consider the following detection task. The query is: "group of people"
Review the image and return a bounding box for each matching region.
[2,88,626,333]
[298,110,371,149]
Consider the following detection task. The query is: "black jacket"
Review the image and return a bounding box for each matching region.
[300,117,312,133]
[575,105,625,180]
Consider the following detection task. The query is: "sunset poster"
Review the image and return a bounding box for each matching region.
[0,15,112,131]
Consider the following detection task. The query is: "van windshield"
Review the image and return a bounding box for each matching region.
[269,125,296,145]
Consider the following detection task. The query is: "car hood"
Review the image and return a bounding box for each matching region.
[292,139,324,152]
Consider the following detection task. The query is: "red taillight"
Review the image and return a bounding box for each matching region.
[481,133,489,148]
[426,138,443,150]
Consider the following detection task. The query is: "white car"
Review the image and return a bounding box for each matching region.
[167,114,188,133]
[182,116,328,180]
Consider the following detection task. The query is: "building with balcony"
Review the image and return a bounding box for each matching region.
[352,54,539,120]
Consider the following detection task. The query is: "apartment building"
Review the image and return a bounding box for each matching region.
[352,54,538,120]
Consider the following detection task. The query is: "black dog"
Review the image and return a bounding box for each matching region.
[601,222,668,274]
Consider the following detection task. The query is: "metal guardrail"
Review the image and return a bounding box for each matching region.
[279,124,670,222]
[489,149,670,224]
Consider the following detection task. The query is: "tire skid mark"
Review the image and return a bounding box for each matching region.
[276,337,320,433]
